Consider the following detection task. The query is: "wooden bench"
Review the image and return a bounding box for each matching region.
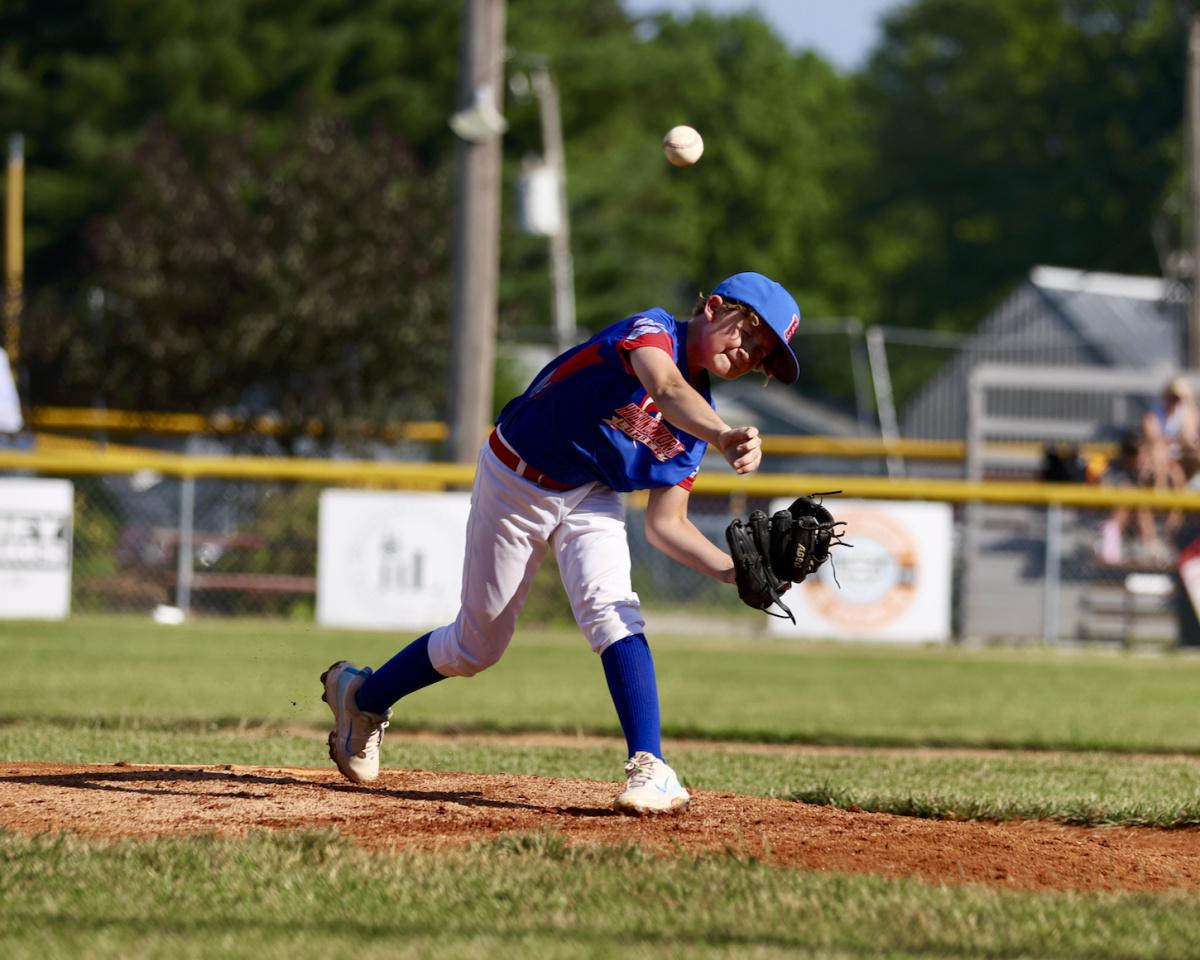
[165,572,315,594]
[1078,570,1177,646]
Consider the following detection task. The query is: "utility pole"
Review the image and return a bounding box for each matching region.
[448,0,507,463]
[4,133,22,372]
[1189,15,1200,367]
[531,66,576,354]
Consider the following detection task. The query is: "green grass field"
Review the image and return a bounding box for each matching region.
[3,616,1200,958]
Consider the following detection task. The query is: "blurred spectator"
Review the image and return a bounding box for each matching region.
[1041,443,1087,483]
[1156,377,1200,481]
[1097,415,1186,565]
[1097,431,1151,563]
[1142,378,1198,553]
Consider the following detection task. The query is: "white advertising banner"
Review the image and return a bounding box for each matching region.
[767,498,953,644]
[0,479,73,619]
[317,489,471,630]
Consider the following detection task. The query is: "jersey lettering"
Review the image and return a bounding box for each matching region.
[603,402,686,462]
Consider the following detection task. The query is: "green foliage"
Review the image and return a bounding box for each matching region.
[193,482,321,616]
[507,11,867,335]
[516,553,578,627]
[2,0,1193,422]
[31,115,451,425]
[3,0,460,425]
[4,829,1200,959]
[0,0,459,276]
[69,478,120,579]
[5,0,873,414]
[851,0,1191,332]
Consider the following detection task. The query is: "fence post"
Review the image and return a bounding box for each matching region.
[959,366,986,643]
[865,326,905,478]
[1042,502,1063,644]
[176,476,195,614]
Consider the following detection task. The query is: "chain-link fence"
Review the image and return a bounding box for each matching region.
[72,473,321,618]
[960,501,1181,647]
[63,471,752,623]
[36,468,1186,646]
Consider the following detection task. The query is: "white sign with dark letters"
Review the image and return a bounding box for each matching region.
[316,489,470,630]
[0,479,73,619]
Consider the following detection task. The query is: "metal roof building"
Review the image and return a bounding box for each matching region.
[900,266,1191,442]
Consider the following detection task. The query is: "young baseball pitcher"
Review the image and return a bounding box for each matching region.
[322,271,802,814]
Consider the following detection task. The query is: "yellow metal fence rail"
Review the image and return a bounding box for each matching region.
[3,446,1199,511]
[26,406,1117,462]
[27,406,448,442]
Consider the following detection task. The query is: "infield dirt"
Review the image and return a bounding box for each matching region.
[3,761,1199,893]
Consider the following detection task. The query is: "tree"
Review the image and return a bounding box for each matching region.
[498,6,870,406]
[0,0,460,289]
[8,0,1192,425]
[32,115,451,437]
[851,0,1190,335]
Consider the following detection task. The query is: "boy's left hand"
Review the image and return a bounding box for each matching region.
[718,426,761,474]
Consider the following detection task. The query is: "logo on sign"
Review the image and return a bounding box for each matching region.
[0,512,72,570]
[806,509,917,628]
[377,533,425,591]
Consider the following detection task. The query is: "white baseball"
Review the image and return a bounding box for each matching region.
[662,125,704,167]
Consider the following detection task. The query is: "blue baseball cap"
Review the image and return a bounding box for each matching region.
[712,272,801,384]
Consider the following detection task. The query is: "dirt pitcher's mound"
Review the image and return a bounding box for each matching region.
[2,762,1199,893]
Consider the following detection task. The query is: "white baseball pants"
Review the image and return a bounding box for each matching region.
[426,440,646,677]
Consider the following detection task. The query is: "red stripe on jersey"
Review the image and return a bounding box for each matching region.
[550,342,605,383]
[529,342,606,398]
[676,472,696,491]
[616,332,675,375]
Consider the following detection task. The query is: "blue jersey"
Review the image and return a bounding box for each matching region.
[495,309,711,493]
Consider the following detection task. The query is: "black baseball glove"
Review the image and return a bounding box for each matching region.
[725,494,845,622]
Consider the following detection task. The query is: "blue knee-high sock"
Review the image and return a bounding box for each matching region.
[355,632,446,715]
[600,634,662,759]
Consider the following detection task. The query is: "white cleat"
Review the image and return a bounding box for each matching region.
[321,660,391,784]
[613,751,690,815]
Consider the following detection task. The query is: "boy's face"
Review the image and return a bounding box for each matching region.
[696,296,775,380]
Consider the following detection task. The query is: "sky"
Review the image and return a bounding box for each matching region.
[621,0,904,71]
